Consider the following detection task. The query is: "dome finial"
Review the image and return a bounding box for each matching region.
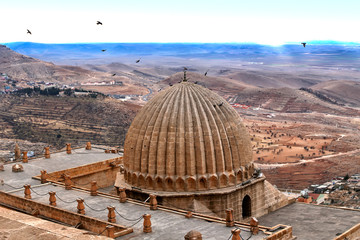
[183,67,188,82]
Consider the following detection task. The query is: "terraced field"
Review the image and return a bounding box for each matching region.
[0,95,140,148]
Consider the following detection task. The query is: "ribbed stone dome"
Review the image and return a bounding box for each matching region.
[123,81,254,192]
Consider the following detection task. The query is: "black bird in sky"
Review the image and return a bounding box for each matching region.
[136,58,141,63]
[301,42,306,47]
[101,49,106,52]
[183,67,188,71]
[27,29,32,34]
[97,21,102,25]
[204,69,209,76]
[112,73,116,76]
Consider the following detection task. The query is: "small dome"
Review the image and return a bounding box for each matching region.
[184,230,202,240]
[12,163,24,172]
[124,81,254,192]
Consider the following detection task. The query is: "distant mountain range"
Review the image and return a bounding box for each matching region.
[4,42,360,68]
[1,42,360,111]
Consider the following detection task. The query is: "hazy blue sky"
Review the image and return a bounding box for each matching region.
[1,0,359,44]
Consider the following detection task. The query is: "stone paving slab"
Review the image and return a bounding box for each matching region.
[9,183,266,240]
[0,206,111,240]
[0,148,120,190]
[258,202,360,240]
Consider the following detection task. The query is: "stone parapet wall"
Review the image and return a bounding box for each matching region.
[0,206,111,239]
[129,178,267,220]
[263,180,293,214]
[126,176,291,221]
[72,168,119,188]
[333,223,360,240]
[265,225,295,240]
[0,190,132,238]
[34,157,122,188]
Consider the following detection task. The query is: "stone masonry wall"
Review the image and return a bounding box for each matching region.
[333,223,360,240]
[0,190,132,237]
[265,225,294,240]
[35,157,122,188]
[263,180,292,214]
[158,178,267,220]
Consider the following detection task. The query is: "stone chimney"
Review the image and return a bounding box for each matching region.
[22,151,28,163]
[86,142,91,150]
[150,194,157,210]
[44,147,50,158]
[143,214,152,233]
[77,198,85,214]
[66,143,71,154]
[226,209,234,227]
[250,217,259,235]
[14,143,21,160]
[107,206,116,223]
[90,181,98,196]
[231,229,241,240]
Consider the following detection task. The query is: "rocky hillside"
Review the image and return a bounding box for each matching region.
[159,71,256,94]
[311,80,360,107]
[230,87,360,116]
[0,44,146,95]
[0,94,140,148]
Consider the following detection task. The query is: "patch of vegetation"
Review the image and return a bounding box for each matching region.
[15,86,60,96]
[0,95,139,148]
[13,87,105,99]
[299,88,343,106]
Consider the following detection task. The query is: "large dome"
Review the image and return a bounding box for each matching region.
[123,81,254,192]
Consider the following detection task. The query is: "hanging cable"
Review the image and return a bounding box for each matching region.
[227,231,233,240]
[127,217,143,227]
[126,217,143,228]
[97,226,109,236]
[83,201,108,212]
[73,181,92,186]
[55,193,77,203]
[244,231,253,240]
[114,208,143,222]
[30,187,49,196]
[3,183,24,190]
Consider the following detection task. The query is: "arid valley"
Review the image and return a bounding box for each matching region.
[1,42,360,191]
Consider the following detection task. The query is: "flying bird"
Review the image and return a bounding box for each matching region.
[97,21,102,25]
[301,42,306,47]
[183,67,188,71]
[112,73,116,76]
[204,70,209,76]
[101,49,106,52]
[27,29,32,34]
[136,58,141,63]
